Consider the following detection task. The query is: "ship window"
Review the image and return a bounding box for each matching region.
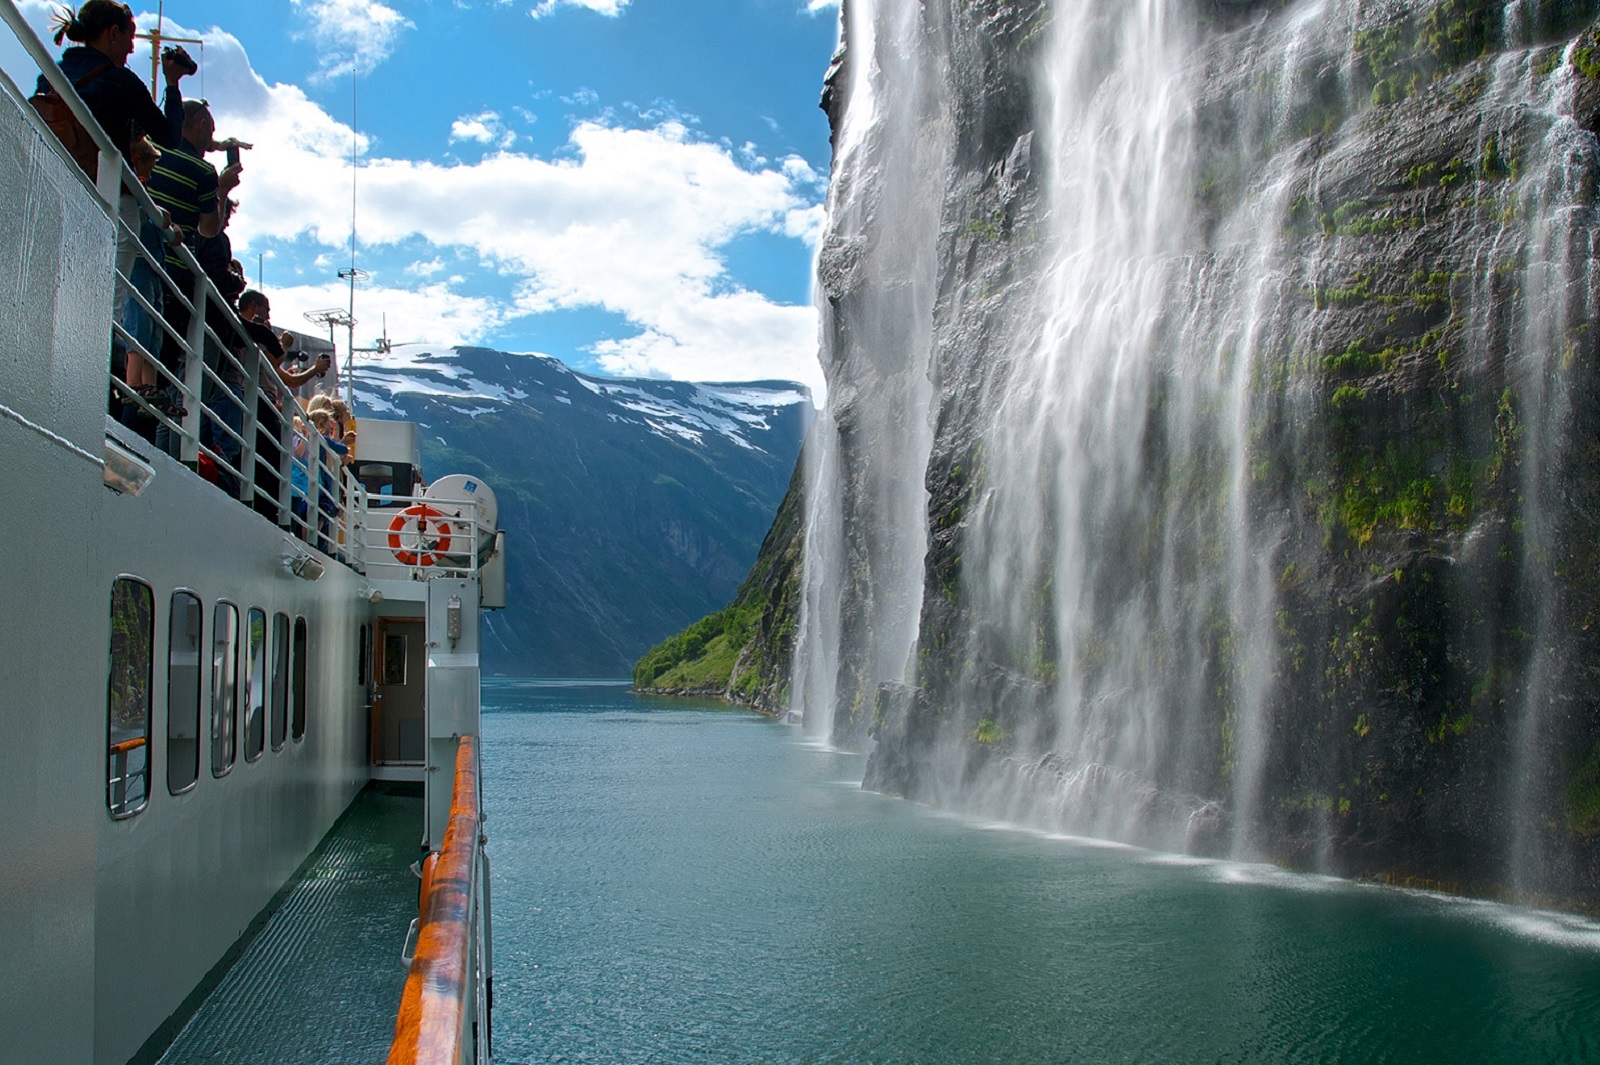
[167,592,203,795]
[291,617,309,741]
[107,577,154,819]
[212,602,239,776]
[271,612,289,752]
[244,608,266,762]
[358,623,370,685]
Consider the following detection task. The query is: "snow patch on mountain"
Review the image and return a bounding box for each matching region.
[354,344,811,452]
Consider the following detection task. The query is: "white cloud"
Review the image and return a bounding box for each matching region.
[274,280,510,353]
[221,82,825,390]
[805,0,840,11]
[591,292,818,386]
[449,110,517,149]
[291,0,413,78]
[530,0,630,19]
[5,5,824,395]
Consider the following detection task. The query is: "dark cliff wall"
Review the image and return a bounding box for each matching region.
[876,0,1600,901]
[719,0,1600,908]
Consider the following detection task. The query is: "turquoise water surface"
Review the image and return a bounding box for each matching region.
[481,680,1600,1064]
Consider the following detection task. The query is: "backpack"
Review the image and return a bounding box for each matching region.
[28,63,112,181]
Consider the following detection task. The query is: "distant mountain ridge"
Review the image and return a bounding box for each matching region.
[346,344,811,677]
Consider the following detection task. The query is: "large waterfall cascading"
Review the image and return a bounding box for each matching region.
[796,0,1600,902]
[1503,38,1600,893]
[797,0,951,744]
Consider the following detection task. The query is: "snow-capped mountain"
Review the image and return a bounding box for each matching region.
[342,344,812,677]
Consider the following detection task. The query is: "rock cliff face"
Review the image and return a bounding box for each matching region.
[786,0,1600,907]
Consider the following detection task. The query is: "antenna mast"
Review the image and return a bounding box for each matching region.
[336,48,363,407]
[337,267,366,405]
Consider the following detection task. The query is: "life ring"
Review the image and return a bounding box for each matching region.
[388,504,453,567]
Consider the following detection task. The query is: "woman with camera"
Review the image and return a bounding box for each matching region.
[41,0,196,160]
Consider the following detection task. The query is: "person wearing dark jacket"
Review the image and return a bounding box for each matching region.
[41,0,191,159]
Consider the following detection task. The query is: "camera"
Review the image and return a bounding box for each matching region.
[226,145,240,168]
[162,45,197,77]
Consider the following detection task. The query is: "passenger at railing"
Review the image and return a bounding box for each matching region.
[116,135,184,437]
[226,285,318,527]
[310,408,347,556]
[239,291,332,393]
[41,4,195,435]
[328,396,357,464]
[187,197,252,495]
[148,99,244,250]
[289,415,313,542]
[148,98,243,454]
[278,335,331,404]
[41,1,190,164]
[196,199,245,312]
[306,392,357,464]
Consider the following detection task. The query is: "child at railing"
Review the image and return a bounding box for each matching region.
[289,415,311,542]
[310,409,349,558]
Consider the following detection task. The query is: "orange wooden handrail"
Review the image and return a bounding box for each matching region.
[109,736,148,755]
[388,735,481,1065]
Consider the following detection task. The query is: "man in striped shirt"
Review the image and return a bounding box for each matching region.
[148,98,244,471]
[148,99,240,272]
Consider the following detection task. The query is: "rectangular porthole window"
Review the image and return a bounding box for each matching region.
[107,577,154,818]
[212,602,238,777]
[271,612,289,751]
[244,607,266,762]
[167,591,203,794]
[291,617,309,741]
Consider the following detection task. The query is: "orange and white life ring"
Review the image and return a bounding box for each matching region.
[388,504,453,567]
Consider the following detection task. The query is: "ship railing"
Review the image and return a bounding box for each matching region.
[107,735,149,819]
[0,4,362,566]
[355,492,485,580]
[389,734,492,1065]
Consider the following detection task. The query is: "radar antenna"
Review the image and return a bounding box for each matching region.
[353,315,393,358]
[304,309,353,395]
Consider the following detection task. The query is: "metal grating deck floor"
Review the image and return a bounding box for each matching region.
[156,784,423,1065]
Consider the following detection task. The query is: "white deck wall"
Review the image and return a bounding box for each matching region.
[0,65,114,1065]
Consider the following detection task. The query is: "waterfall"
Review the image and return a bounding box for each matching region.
[796,0,951,745]
[795,0,1600,902]
[1502,35,1600,894]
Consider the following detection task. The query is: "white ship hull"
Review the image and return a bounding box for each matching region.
[0,11,494,1060]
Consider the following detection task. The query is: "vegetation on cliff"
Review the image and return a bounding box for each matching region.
[631,458,805,714]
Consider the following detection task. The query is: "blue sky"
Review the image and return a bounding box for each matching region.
[12,0,840,394]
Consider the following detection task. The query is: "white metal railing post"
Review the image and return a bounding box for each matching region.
[181,278,208,464]
[94,150,118,204]
[239,333,260,504]
[275,408,293,527]
[352,482,369,573]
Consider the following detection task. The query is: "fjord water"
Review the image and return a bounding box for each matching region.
[483,682,1600,1063]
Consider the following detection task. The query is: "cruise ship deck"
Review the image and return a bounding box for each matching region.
[152,784,424,1065]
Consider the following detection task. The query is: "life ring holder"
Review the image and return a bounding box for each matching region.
[388,504,453,567]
